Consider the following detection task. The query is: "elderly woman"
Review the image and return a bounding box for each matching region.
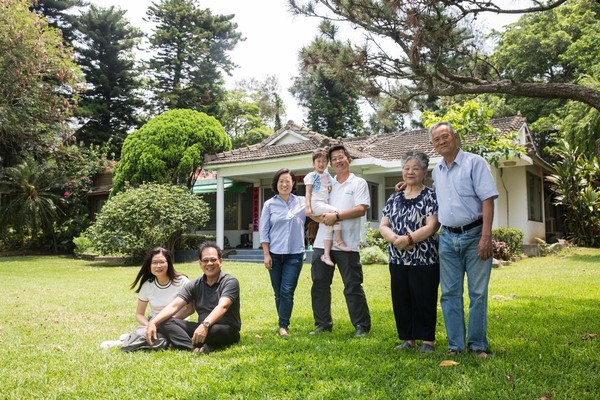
[259,168,306,338]
[379,151,440,353]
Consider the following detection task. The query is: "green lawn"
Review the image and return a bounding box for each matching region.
[1,248,599,399]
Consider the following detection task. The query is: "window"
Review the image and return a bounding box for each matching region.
[367,182,379,221]
[199,185,253,230]
[527,172,543,222]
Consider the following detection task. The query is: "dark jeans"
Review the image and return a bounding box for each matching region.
[157,318,240,351]
[268,252,304,329]
[390,262,439,342]
[310,248,371,329]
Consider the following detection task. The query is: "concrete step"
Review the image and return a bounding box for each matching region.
[226,249,264,263]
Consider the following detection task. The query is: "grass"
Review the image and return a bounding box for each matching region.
[0,248,599,399]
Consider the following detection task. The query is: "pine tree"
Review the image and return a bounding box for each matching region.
[72,5,145,157]
[290,21,364,138]
[145,0,242,117]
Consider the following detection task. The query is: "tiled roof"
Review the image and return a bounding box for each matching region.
[204,116,528,165]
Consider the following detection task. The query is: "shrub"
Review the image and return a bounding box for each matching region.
[364,227,388,253]
[83,183,209,258]
[492,227,524,257]
[176,233,216,250]
[72,235,97,256]
[360,246,389,265]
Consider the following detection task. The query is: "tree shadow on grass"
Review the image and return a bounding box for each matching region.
[565,253,600,264]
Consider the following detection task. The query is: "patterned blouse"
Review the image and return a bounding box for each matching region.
[381,187,439,266]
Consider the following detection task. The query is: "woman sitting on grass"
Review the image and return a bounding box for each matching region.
[101,247,193,351]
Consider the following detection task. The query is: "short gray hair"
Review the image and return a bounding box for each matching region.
[428,121,460,147]
[428,121,457,140]
[403,150,429,170]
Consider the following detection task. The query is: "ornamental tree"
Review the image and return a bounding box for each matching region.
[0,0,84,168]
[111,109,231,193]
[83,183,209,257]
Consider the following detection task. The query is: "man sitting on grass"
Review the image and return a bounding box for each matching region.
[146,241,241,355]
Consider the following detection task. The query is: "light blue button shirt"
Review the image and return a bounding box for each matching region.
[259,193,306,254]
[432,149,499,227]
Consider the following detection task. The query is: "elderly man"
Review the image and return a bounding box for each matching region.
[146,241,241,355]
[309,144,371,337]
[430,121,498,358]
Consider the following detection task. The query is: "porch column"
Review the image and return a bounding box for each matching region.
[216,176,225,250]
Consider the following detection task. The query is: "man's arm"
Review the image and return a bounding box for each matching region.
[145,296,187,344]
[191,296,233,345]
[322,204,367,226]
[478,197,494,260]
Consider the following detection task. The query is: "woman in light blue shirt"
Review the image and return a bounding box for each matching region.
[259,168,306,338]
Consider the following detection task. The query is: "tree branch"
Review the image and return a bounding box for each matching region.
[431,81,600,111]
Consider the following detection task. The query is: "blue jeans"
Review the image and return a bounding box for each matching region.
[439,226,492,351]
[268,253,304,329]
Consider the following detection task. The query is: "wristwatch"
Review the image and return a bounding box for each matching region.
[335,211,340,221]
[202,321,211,329]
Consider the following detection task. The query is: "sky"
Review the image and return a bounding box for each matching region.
[88,0,521,125]
[89,0,321,123]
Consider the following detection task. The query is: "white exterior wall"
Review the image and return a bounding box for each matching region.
[494,166,546,244]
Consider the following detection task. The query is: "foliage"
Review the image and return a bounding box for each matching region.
[489,0,600,159]
[53,143,115,251]
[289,0,600,112]
[534,237,568,257]
[360,245,389,265]
[175,233,216,250]
[72,235,97,256]
[235,76,286,131]
[145,0,242,116]
[220,89,274,148]
[492,227,525,257]
[491,0,600,84]
[29,0,83,43]
[72,5,145,157]
[421,100,526,167]
[1,248,599,398]
[546,140,600,247]
[0,0,84,168]
[111,109,232,193]
[492,240,511,261]
[364,226,388,254]
[367,95,407,135]
[0,157,64,250]
[290,21,365,138]
[83,183,209,258]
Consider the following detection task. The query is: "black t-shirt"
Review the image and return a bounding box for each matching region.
[178,272,241,331]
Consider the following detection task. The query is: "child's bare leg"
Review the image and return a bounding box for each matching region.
[321,239,334,266]
[333,226,351,252]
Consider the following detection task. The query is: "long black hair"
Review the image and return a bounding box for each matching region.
[130,247,184,293]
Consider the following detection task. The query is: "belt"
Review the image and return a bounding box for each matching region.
[444,218,483,234]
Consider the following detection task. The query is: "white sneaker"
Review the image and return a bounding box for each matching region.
[100,340,121,349]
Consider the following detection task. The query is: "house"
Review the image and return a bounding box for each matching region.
[199,116,563,251]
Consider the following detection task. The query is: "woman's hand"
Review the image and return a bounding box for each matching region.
[263,253,272,270]
[306,206,313,217]
[145,321,156,345]
[393,235,413,251]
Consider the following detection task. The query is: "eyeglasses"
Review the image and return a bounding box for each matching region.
[330,156,346,162]
[151,260,167,266]
[200,257,220,264]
